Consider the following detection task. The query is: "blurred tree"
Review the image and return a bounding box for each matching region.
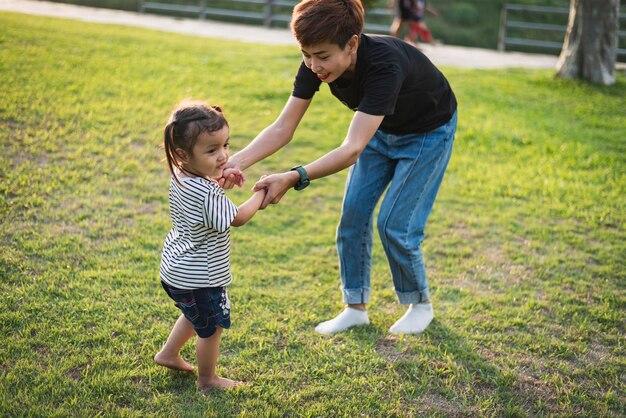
[556,0,619,85]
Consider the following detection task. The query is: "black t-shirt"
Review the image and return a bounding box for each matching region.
[292,34,457,135]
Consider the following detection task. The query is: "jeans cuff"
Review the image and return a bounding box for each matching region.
[396,288,430,304]
[342,287,371,304]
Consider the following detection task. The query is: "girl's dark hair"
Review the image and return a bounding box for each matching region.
[163,100,228,185]
[291,0,364,48]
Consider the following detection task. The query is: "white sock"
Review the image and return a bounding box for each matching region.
[314,307,370,335]
[388,303,434,334]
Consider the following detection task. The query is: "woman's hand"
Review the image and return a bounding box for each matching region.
[253,171,299,209]
[218,166,245,189]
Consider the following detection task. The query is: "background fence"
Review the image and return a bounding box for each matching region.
[137,0,625,61]
[138,0,394,33]
[498,3,626,61]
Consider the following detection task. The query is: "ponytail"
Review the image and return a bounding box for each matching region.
[163,121,183,186]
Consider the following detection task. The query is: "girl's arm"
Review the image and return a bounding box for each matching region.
[253,111,385,208]
[220,96,311,189]
[231,188,266,227]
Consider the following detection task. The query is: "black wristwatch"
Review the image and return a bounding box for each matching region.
[290,165,310,191]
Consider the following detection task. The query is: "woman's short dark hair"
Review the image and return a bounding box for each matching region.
[291,0,365,48]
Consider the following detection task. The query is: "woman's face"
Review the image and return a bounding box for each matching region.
[300,36,358,83]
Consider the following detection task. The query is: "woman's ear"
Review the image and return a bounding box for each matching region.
[348,34,359,53]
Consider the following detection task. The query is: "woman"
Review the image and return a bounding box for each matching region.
[222,0,457,335]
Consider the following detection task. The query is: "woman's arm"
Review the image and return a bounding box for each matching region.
[253,111,385,208]
[220,96,310,189]
[304,112,385,180]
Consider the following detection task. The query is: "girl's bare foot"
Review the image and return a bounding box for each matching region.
[197,376,242,391]
[154,352,195,372]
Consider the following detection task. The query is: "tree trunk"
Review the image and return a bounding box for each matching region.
[556,0,619,85]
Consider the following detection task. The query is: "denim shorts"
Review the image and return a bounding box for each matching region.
[161,282,231,338]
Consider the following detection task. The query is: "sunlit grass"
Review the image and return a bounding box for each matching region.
[1,12,625,416]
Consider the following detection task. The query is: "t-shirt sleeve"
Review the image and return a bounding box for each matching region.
[292,61,322,100]
[358,63,404,116]
[203,187,238,232]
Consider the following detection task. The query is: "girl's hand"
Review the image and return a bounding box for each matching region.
[254,175,268,196]
[219,167,245,189]
[253,171,298,209]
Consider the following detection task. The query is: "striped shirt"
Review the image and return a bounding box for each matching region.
[160,175,238,289]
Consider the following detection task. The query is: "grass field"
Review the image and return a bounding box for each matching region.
[1,12,625,417]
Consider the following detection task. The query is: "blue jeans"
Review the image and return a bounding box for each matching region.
[337,111,457,305]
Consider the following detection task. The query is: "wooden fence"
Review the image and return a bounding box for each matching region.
[138,0,393,33]
[498,3,626,61]
[138,1,625,61]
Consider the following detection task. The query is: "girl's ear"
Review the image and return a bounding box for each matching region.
[175,148,189,163]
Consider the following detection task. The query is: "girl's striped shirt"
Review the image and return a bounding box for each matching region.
[160,175,238,289]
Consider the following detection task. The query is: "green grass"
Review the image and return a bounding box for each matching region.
[1,11,625,417]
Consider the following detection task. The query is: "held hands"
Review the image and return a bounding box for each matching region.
[219,161,298,209]
[218,167,246,189]
[253,171,298,209]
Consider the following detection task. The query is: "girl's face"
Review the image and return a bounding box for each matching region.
[300,36,358,83]
[181,125,230,180]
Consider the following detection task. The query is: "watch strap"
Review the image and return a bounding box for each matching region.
[290,165,310,190]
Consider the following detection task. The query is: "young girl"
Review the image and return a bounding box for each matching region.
[154,100,264,390]
[222,0,457,335]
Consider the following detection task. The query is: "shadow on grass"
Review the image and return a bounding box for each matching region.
[157,369,243,413]
[159,369,196,393]
[347,320,551,415]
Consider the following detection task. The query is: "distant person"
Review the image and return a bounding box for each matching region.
[154,100,265,390]
[390,0,437,47]
[220,0,457,335]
